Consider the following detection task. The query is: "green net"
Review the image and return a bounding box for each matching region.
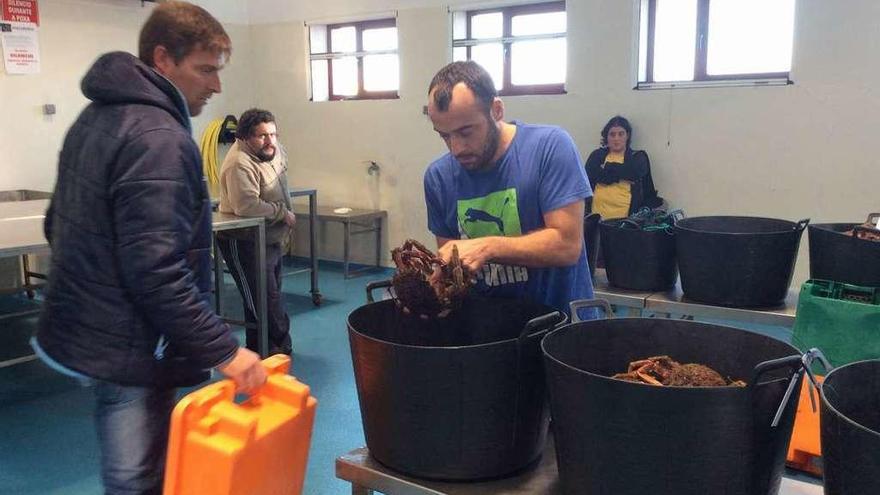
[616,207,684,234]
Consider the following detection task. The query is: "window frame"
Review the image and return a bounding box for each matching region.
[639,0,792,87]
[309,17,399,101]
[454,1,567,96]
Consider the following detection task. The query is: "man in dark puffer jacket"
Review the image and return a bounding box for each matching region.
[33,3,266,493]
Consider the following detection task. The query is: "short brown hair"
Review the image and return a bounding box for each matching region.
[428,61,497,114]
[138,1,231,67]
[236,109,276,140]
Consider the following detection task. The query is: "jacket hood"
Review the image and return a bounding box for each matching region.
[81,51,190,131]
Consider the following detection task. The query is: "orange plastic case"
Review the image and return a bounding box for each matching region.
[163,355,317,495]
[785,375,823,477]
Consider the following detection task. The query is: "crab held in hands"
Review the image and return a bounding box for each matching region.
[390,239,473,319]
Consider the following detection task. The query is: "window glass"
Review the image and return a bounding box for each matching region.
[471,12,503,39]
[309,19,399,100]
[363,27,398,51]
[652,0,697,82]
[331,57,358,96]
[363,54,399,91]
[637,0,795,85]
[471,43,504,90]
[330,26,356,53]
[452,10,468,40]
[707,0,795,75]
[453,46,468,62]
[511,11,566,36]
[451,2,566,94]
[310,60,329,101]
[511,39,566,85]
[309,25,327,54]
[638,0,649,82]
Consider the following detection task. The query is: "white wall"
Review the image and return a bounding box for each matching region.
[248,0,880,286]
[2,0,877,285]
[0,0,255,191]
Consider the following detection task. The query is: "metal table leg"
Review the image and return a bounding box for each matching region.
[308,191,321,305]
[255,222,268,358]
[343,220,351,279]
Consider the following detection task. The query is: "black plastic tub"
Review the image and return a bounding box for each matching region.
[599,219,677,291]
[809,223,880,287]
[675,216,808,307]
[347,281,566,481]
[820,360,880,495]
[542,317,803,495]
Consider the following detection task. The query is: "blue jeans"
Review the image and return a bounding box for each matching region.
[94,381,176,495]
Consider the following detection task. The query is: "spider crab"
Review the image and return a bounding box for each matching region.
[845,213,880,241]
[612,355,746,387]
[390,239,473,319]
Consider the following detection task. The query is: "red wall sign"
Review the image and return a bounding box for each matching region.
[2,0,40,26]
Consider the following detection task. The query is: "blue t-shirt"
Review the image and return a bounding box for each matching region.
[424,122,595,318]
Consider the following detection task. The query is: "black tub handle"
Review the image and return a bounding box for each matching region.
[669,209,686,222]
[365,279,393,303]
[749,354,805,428]
[519,310,567,341]
[801,348,832,413]
[750,354,803,386]
[766,350,831,427]
[510,309,566,448]
[795,218,810,231]
[569,298,614,322]
[865,212,880,225]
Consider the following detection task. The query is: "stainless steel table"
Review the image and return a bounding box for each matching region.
[336,439,822,495]
[211,212,269,357]
[646,282,798,327]
[0,199,272,366]
[591,269,798,327]
[291,204,387,279]
[591,269,652,316]
[289,188,322,305]
[209,185,322,306]
[0,199,52,326]
[0,217,51,258]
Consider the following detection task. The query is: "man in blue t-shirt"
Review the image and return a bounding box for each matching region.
[424,61,595,319]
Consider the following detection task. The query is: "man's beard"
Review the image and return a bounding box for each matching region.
[466,119,500,172]
[255,147,275,162]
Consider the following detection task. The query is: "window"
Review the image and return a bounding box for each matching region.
[452,1,567,96]
[309,18,399,101]
[638,0,796,88]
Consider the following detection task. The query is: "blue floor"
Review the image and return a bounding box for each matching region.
[0,260,395,494]
[0,264,819,494]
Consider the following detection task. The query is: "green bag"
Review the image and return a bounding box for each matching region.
[792,279,880,367]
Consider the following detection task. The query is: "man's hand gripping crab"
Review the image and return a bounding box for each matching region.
[390,239,473,319]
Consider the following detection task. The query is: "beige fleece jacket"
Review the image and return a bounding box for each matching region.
[218,140,293,245]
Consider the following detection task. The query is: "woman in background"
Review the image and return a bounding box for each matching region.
[585,115,660,219]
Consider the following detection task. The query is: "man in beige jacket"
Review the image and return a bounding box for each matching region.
[217,108,295,355]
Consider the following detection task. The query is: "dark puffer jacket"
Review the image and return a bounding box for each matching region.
[36,52,238,387]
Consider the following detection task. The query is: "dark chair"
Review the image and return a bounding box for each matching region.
[584,213,601,278]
